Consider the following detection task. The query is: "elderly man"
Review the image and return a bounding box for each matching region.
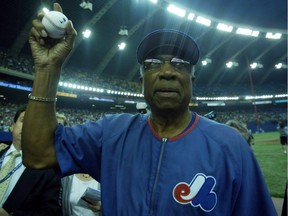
[22,3,277,215]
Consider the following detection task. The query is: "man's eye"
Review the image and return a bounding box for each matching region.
[150,60,162,67]
[171,58,190,69]
[171,58,190,64]
[145,59,162,64]
[173,62,185,68]
[143,59,163,70]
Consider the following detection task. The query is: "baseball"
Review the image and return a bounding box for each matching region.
[42,11,68,39]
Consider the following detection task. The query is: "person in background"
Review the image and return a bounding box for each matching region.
[61,173,101,216]
[247,129,255,148]
[0,105,62,216]
[22,3,277,215]
[225,119,253,147]
[136,102,149,114]
[56,113,101,215]
[56,112,69,126]
[277,120,288,154]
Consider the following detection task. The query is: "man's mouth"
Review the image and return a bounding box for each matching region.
[155,89,179,96]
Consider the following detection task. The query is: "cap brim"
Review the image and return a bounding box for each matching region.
[137,29,199,65]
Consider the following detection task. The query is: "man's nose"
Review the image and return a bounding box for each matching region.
[159,61,176,79]
[161,61,174,72]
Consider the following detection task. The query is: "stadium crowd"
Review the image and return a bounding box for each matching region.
[0,50,34,75]
[0,49,287,97]
[0,49,287,132]
[0,101,286,132]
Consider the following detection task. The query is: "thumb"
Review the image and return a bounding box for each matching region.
[66,20,77,45]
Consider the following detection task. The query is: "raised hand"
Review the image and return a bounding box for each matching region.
[29,3,77,70]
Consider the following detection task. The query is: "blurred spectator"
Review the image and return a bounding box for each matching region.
[0,101,287,131]
[61,174,101,216]
[0,104,62,215]
[226,120,253,146]
[277,121,288,154]
[56,112,70,126]
[56,113,102,216]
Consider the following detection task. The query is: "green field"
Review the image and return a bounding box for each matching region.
[252,132,287,198]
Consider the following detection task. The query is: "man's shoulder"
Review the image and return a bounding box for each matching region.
[197,115,243,141]
[99,113,148,135]
[103,113,148,124]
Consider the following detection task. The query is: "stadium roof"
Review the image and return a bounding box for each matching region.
[0,0,287,89]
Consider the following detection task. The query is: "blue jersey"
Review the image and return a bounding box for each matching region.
[55,113,277,216]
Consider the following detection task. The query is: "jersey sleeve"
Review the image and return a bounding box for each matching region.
[231,137,277,216]
[54,121,103,181]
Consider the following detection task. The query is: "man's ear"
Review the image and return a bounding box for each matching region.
[191,75,196,82]
[139,76,144,94]
[191,66,196,82]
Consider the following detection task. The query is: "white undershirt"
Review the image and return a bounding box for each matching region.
[0,144,25,207]
[70,175,100,216]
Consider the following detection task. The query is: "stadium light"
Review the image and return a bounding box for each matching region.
[167,4,186,17]
[82,29,91,38]
[245,95,273,100]
[236,28,259,37]
[236,28,252,35]
[196,96,239,101]
[155,1,281,40]
[196,16,211,26]
[187,13,195,21]
[226,61,239,68]
[118,42,126,50]
[275,94,288,98]
[201,58,212,66]
[149,0,158,3]
[266,32,282,39]
[216,23,233,32]
[275,63,287,69]
[250,62,263,69]
[251,31,259,37]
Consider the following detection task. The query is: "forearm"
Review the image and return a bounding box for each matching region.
[22,66,60,169]
[23,2,76,169]
[31,65,61,97]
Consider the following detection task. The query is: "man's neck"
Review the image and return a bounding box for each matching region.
[149,109,192,138]
[12,143,21,152]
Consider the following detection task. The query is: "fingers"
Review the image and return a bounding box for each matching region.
[95,201,101,211]
[53,3,77,39]
[29,2,76,64]
[30,19,47,45]
[30,2,64,43]
[30,16,76,47]
[87,201,101,212]
[37,10,45,20]
[66,20,77,42]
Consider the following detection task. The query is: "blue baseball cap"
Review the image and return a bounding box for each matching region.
[137,29,200,65]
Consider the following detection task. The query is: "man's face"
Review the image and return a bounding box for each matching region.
[141,54,193,112]
[11,111,25,150]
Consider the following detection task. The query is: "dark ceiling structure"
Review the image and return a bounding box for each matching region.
[0,0,287,91]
